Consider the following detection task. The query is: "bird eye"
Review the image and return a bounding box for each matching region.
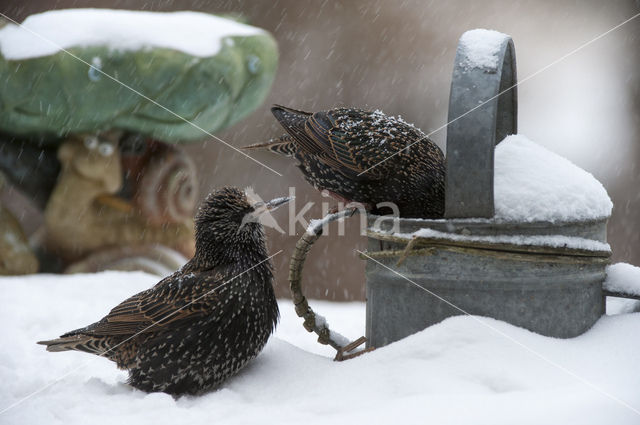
[98,142,115,157]
[247,55,260,74]
[84,136,99,150]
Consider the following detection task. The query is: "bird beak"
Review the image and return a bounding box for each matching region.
[241,195,293,234]
[249,196,293,219]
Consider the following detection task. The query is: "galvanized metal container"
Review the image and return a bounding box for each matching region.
[364,30,610,347]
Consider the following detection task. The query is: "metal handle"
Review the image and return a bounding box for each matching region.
[445,30,518,219]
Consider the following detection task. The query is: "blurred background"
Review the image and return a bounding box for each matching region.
[1,0,639,300]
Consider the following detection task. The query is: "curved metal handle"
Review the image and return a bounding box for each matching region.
[445,30,518,219]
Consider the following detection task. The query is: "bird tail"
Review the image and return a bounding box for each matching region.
[37,334,109,355]
[242,135,297,157]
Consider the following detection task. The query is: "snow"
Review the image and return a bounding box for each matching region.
[494,135,612,222]
[278,300,366,357]
[372,136,612,250]
[307,218,326,233]
[266,196,293,207]
[309,312,352,348]
[0,9,265,60]
[604,263,640,297]
[328,329,351,348]
[313,312,327,327]
[394,228,610,252]
[333,108,424,154]
[1,271,639,424]
[459,29,508,70]
[306,208,357,235]
[607,297,640,315]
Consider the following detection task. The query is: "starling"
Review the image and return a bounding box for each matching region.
[244,105,445,218]
[38,187,291,395]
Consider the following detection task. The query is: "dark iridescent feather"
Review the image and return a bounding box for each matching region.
[38,187,281,395]
[245,105,445,218]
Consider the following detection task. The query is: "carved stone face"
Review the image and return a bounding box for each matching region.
[57,130,123,194]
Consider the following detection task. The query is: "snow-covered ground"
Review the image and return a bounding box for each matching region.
[1,271,639,424]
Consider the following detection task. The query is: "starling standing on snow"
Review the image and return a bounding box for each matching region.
[38,187,291,395]
[244,105,445,218]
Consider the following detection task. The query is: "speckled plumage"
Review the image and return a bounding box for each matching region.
[38,187,280,395]
[246,105,445,218]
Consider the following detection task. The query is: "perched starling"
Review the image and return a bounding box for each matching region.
[38,187,291,395]
[244,105,445,218]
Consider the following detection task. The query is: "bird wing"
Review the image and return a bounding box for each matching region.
[272,105,364,177]
[273,105,413,180]
[307,110,383,179]
[71,269,228,337]
[270,105,320,155]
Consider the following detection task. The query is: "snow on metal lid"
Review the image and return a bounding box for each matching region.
[458,28,507,70]
[494,135,612,223]
[392,228,610,253]
[0,9,265,60]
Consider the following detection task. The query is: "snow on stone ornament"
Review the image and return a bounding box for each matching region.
[0,9,278,141]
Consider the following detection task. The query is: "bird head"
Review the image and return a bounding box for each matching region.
[193,187,292,260]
